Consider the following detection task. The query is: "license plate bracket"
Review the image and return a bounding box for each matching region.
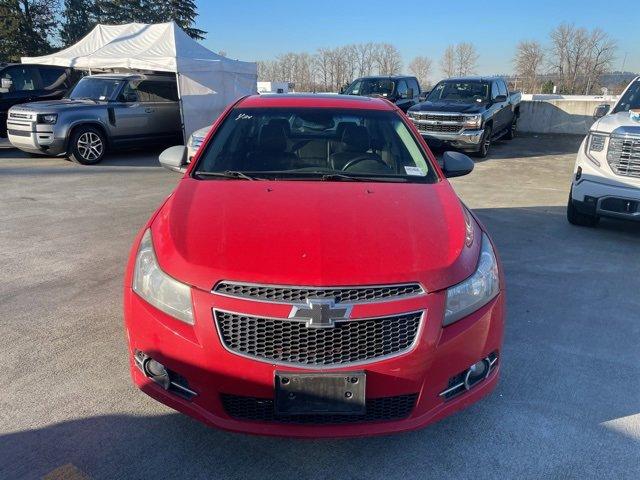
[275,372,366,415]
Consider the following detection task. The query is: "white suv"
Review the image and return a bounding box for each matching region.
[568,77,640,226]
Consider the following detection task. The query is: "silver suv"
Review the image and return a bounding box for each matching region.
[7,73,181,164]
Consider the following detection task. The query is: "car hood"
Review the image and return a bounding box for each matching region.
[12,98,106,112]
[409,100,487,114]
[591,111,640,134]
[150,179,481,293]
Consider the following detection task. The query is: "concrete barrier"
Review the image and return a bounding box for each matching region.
[518,95,618,135]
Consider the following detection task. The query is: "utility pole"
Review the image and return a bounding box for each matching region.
[621,52,628,73]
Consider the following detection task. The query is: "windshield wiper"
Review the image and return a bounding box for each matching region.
[194,170,263,181]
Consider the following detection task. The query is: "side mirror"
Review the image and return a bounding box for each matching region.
[593,104,610,119]
[442,151,474,178]
[493,94,507,103]
[159,145,188,173]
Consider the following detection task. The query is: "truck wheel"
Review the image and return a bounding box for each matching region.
[68,126,106,165]
[505,116,517,140]
[474,125,492,158]
[567,191,599,227]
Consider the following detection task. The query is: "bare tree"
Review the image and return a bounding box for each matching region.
[408,56,432,88]
[375,43,402,76]
[440,45,456,78]
[513,40,544,93]
[355,42,376,77]
[455,42,479,76]
[583,29,616,94]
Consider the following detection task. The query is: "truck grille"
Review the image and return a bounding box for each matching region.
[411,112,464,123]
[214,310,422,366]
[608,136,640,178]
[9,111,32,120]
[417,123,462,134]
[221,393,417,424]
[213,281,424,303]
[7,129,31,137]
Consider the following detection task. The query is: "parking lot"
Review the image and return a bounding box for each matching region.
[1,134,639,480]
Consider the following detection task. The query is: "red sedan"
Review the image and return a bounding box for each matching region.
[124,94,505,437]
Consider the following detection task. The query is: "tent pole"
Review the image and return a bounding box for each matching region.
[175,72,186,144]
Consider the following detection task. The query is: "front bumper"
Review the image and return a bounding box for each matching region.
[571,146,640,221]
[124,284,505,438]
[6,115,66,155]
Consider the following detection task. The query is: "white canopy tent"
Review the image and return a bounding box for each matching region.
[22,22,257,139]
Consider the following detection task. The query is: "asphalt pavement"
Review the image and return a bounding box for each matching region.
[0,135,639,480]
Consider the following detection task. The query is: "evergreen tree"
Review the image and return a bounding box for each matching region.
[155,0,206,40]
[0,0,58,61]
[60,0,97,47]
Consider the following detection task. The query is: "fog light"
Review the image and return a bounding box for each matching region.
[464,359,489,389]
[143,358,170,390]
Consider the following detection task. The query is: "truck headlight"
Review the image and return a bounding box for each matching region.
[444,234,499,326]
[584,133,608,167]
[37,113,57,124]
[463,114,482,129]
[132,229,194,324]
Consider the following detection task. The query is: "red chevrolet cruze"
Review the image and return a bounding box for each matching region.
[124,94,505,437]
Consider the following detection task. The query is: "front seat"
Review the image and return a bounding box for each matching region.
[330,125,382,171]
[246,123,296,171]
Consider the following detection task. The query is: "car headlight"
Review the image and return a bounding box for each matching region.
[37,113,57,124]
[444,233,499,326]
[132,229,194,324]
[584,132,608,167]
[463,114,482,129]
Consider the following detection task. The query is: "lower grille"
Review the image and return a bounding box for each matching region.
[416,123,462,134]
[7,129,31,137]
[215,310,422,366]
[608,136,640,178]
[221,393,417,424]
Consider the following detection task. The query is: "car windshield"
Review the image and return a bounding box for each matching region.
[613,80,640,113]
[68,77,123,101]
[194,107,437,183]
[344,79,395,97]
[427,81,490,102]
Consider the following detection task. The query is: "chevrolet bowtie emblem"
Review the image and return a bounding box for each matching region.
[289,298,353,328]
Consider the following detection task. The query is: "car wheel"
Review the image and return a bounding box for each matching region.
[567,191,599,227]
[474,125,492,158]
[505,116,517,140]
[68,126,106,165]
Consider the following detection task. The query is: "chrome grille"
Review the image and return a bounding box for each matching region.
[9,111,31,120]
[221,393,417,424]
[214,310,422,366]
[411,112,464,122]
[213,281,423,303]
[608,136,640,178]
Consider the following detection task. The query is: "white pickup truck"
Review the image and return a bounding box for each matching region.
[568,76,640,226]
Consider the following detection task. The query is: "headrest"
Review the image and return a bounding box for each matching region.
[259,123,287,152]
[335,122,357,141]
[341,125,369,152]
[267,119,291,137]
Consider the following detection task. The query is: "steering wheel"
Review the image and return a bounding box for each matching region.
[342,155,390,172]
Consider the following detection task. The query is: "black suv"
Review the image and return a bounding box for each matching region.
[341,75,421,112]
[0,64,80,137]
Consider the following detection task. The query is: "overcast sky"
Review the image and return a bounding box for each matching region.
[198,0,639,75]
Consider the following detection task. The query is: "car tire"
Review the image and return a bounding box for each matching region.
[474,125,492,158]
[505,116,517,140]
[567,191,599,227]
[68,126,106,165]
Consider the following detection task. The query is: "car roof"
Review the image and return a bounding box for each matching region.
[238,93,396,111]
[440,76,503,82]
[86,73,173,81]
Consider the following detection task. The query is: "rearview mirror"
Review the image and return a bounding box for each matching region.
[442,151,474,178]
[593,104,610,119]
[159,145,188,173]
